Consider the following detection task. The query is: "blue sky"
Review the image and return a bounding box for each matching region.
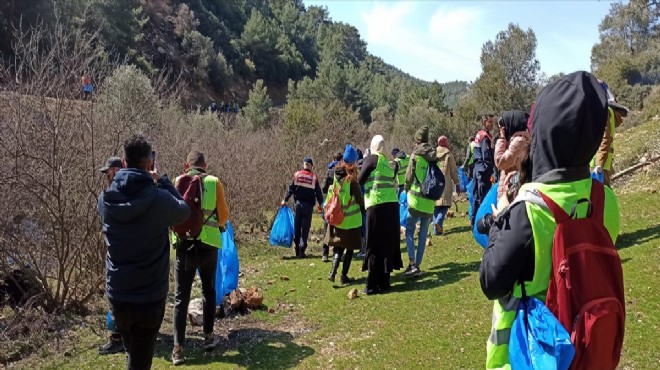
[304,1,616,83]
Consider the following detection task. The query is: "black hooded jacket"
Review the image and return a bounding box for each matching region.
[480,71,608,300]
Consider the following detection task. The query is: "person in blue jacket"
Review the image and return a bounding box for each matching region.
[98,135,190,370]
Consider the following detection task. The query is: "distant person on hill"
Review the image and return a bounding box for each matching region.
[282,157,324,258]
[591,80,628,187]
[321,152,344,262]
[210,102,218,113]
[434,136,460,236]
[97,157,125,356]
[480,72,622,369]
[98,136,190,370]
[358,135,403,294]
[81,75,93,100]
[325,145,364,285]
[471,114,495,225]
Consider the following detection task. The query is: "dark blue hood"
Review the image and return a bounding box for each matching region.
[103,168,157,223]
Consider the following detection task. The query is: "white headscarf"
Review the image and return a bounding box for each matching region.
[370,135,384,154]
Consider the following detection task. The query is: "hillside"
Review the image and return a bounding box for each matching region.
[0,0,462,120]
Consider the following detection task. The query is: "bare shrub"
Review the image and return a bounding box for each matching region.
[0,24,112,312]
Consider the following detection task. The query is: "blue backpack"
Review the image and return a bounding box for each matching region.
[419,160,445,201]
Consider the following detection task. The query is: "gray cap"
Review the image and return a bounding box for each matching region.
[99,157,123,173]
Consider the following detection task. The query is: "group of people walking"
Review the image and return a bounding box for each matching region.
[97,137,230,368]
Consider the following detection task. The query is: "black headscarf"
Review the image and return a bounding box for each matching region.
[499,110,529,141]
[529,71,608,183]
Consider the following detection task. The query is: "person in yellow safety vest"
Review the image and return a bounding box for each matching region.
[591,80,627,187]
[391,147,409,195]
[357,135,404,295]
[325,144,365,285]
[479,72,620,369]
[462,137,477,180]
[171,150,229,366]
[403,126,437,277]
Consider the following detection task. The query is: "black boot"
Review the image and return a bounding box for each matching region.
[339,250,354,285]
[379,272,391,291]
[364,271,380,295]
[328,253,341,282]
[322,244,329,262]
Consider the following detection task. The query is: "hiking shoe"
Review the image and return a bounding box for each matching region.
[413,268,423,278]
[203,333,218,351]
[98,338,124,355]
[404,264,416,276]
[339,275,354,285]
[434,224,443,236]
[321,254,329,262]
[355,252,365,258]
[172,346,185,365]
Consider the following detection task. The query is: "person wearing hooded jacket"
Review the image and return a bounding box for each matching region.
[358,135,403,294]
[494,110,531,202]
[434,136,460,236]
[479,71,621,369]
[98,135,190,370]
[403,126,436,277]
[325,145,365,285]
[321,152,344,262]
[471,115,495,225]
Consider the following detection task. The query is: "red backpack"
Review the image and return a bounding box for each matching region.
[324,180,351,227]
[538,181,625,370]
[172,174,205,239]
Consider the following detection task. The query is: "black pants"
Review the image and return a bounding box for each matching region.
[334,248,354,276]
[173,242,218,347]
[109,298,166,370]
[294,204,313,255]
[471,174,492,225]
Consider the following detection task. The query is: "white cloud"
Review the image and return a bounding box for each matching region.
[361,3,484,82]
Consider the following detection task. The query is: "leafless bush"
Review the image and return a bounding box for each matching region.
[0,23,111,312]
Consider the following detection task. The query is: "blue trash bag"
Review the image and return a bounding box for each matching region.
[509,297,575,370]
[399,191,408,227]
[216,221,239,303]
[473,183,499,248]
[458,167,469,193]
[269,206,295,247]
[591,170,604,183]
[106,311,115,332]
[467,179,475,219]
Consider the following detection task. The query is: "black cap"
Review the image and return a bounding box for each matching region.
[99,157,123,173]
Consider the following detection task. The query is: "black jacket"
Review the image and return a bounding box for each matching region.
[99,169,190,303]
[473,129,494,180]
[480,72,608,300]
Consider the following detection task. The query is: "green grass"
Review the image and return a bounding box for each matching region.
[13,187,660,370]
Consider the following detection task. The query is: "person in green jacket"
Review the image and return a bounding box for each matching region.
[403,126,436,277]
[479,71,621,369]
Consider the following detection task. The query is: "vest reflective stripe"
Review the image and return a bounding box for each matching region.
[325,177,362,230]
[407,155,434,214]
[364,154,398,209]
[294,171,317,189]
[395,155,410,185]
[485,180,619,369]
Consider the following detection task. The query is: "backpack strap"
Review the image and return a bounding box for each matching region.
[537,191,571,224]
[589,180,605,225]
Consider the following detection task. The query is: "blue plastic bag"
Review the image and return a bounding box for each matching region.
[473,183,499,248]
[216,221,239,303]
[467,179,475,219]
[269,206,295,247]
[399,191,408,227]
[509,297,575,370]
[458,167,469,193]
[106,311,115,331]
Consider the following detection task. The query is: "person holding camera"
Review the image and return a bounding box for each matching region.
[98,136,190,370]
[171,150,229,365]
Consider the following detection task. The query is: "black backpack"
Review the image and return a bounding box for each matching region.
[419,160,445,200]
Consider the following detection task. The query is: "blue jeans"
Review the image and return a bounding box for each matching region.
[433,206,449,234]
[405,212,430,267]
